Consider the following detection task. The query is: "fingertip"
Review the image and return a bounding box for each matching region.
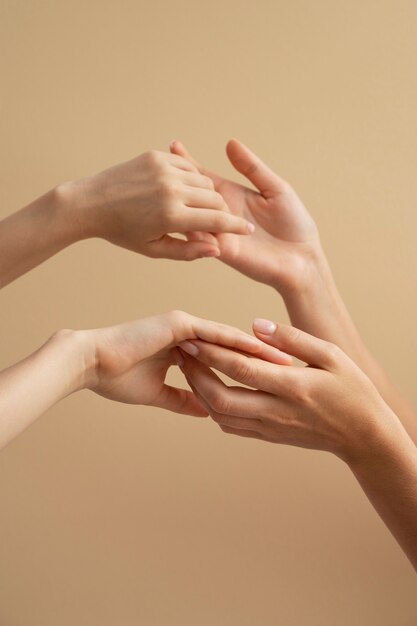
[200,248,221,258]
[252,318,277,335]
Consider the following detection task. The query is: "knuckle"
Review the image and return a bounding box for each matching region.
[161,180,180,200]
[209,410,224,424]
[291,379,311,405]
[211,213,228,231]
[145,149,162,165]
[231,357,254,385]
[324,341,341,363]
[167,309,188,326]
[204,175,214,189]
[209,390,231,415]
[285,326,302,344]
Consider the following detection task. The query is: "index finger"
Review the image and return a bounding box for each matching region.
[179,339,296,394]
[188,320,292,366]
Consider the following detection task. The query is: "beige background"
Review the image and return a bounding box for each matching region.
[1,0,416,624]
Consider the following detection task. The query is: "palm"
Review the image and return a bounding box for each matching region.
[89,317,206,417]
[213,177,319,290]
[95,349,172,406]
[171,139,320,292]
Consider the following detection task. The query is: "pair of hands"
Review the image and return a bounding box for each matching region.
[80,307,392,463]
[64,138,319,295]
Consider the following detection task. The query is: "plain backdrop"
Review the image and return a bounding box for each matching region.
[0,1,416,624]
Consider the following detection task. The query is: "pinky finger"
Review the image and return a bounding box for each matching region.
[219,425,266,441]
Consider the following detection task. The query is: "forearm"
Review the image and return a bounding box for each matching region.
[0,184,85,288]
[347,415,417,571]
[0,329,90,449]
[280,247,417,444]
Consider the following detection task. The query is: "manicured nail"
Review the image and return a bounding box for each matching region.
[173,349,184,367]
[253,318,277,335]
[202,249,221,258]
[247,222,255,234]
[179,340,200,356]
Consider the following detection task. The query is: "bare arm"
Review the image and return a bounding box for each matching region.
[0,150,255,289]
[179,321,417,571]
[0,311,290,450]
[170,139,417,444]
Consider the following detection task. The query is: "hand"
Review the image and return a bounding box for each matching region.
[62,150,254,261]
[178,318,400,462]
[82,311,292,417]
[170,139,320,291]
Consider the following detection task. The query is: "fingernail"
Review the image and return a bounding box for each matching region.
[253,318,277,335]
[202,249,220,258]
[173,349,184,367]
[247,222,255,234]
[170,140,176,148]
[179,340,200,356]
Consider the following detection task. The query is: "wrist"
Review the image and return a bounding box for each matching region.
[47,328,98,394]
[275,243,338,307]
[54,179,97,242]
[343,404,416,472]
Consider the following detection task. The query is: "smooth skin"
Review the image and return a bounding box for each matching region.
[170,139,417,445]
[0,149,255,289]
[178,321,417,572]
[0,310,291,450]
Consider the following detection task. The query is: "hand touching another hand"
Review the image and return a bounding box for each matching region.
[178,322,417,571]
[62,150,254,261]
[82,311,291,416]
[0,311,291,449]
[177,319,402,461]
[170,139,320,291]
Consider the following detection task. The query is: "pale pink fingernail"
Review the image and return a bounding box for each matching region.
[179,340,200,356]
[253,318,277,335]
[247,222,255,234]
[202,249,220,258]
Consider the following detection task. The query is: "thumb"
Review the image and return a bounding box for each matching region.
[226,138,287,197]
[170,140,224,188]
[252,319,341,369]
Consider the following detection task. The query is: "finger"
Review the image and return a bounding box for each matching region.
[177,170,215,191]
[180,335,292,367]
[175,208,253,236]
[188,319,292,364]
[157,384,209,417]
[218,425,266,441]
[180,352,286,418]
[181,370,266,435]
[166,152,199,173]
[226,138,287,197]
[252,319,342,370]
[186,230,218,246]
[170,140,224,188]
[182,187,228,212]
[179,340,295,394]
[147,235,220,261]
